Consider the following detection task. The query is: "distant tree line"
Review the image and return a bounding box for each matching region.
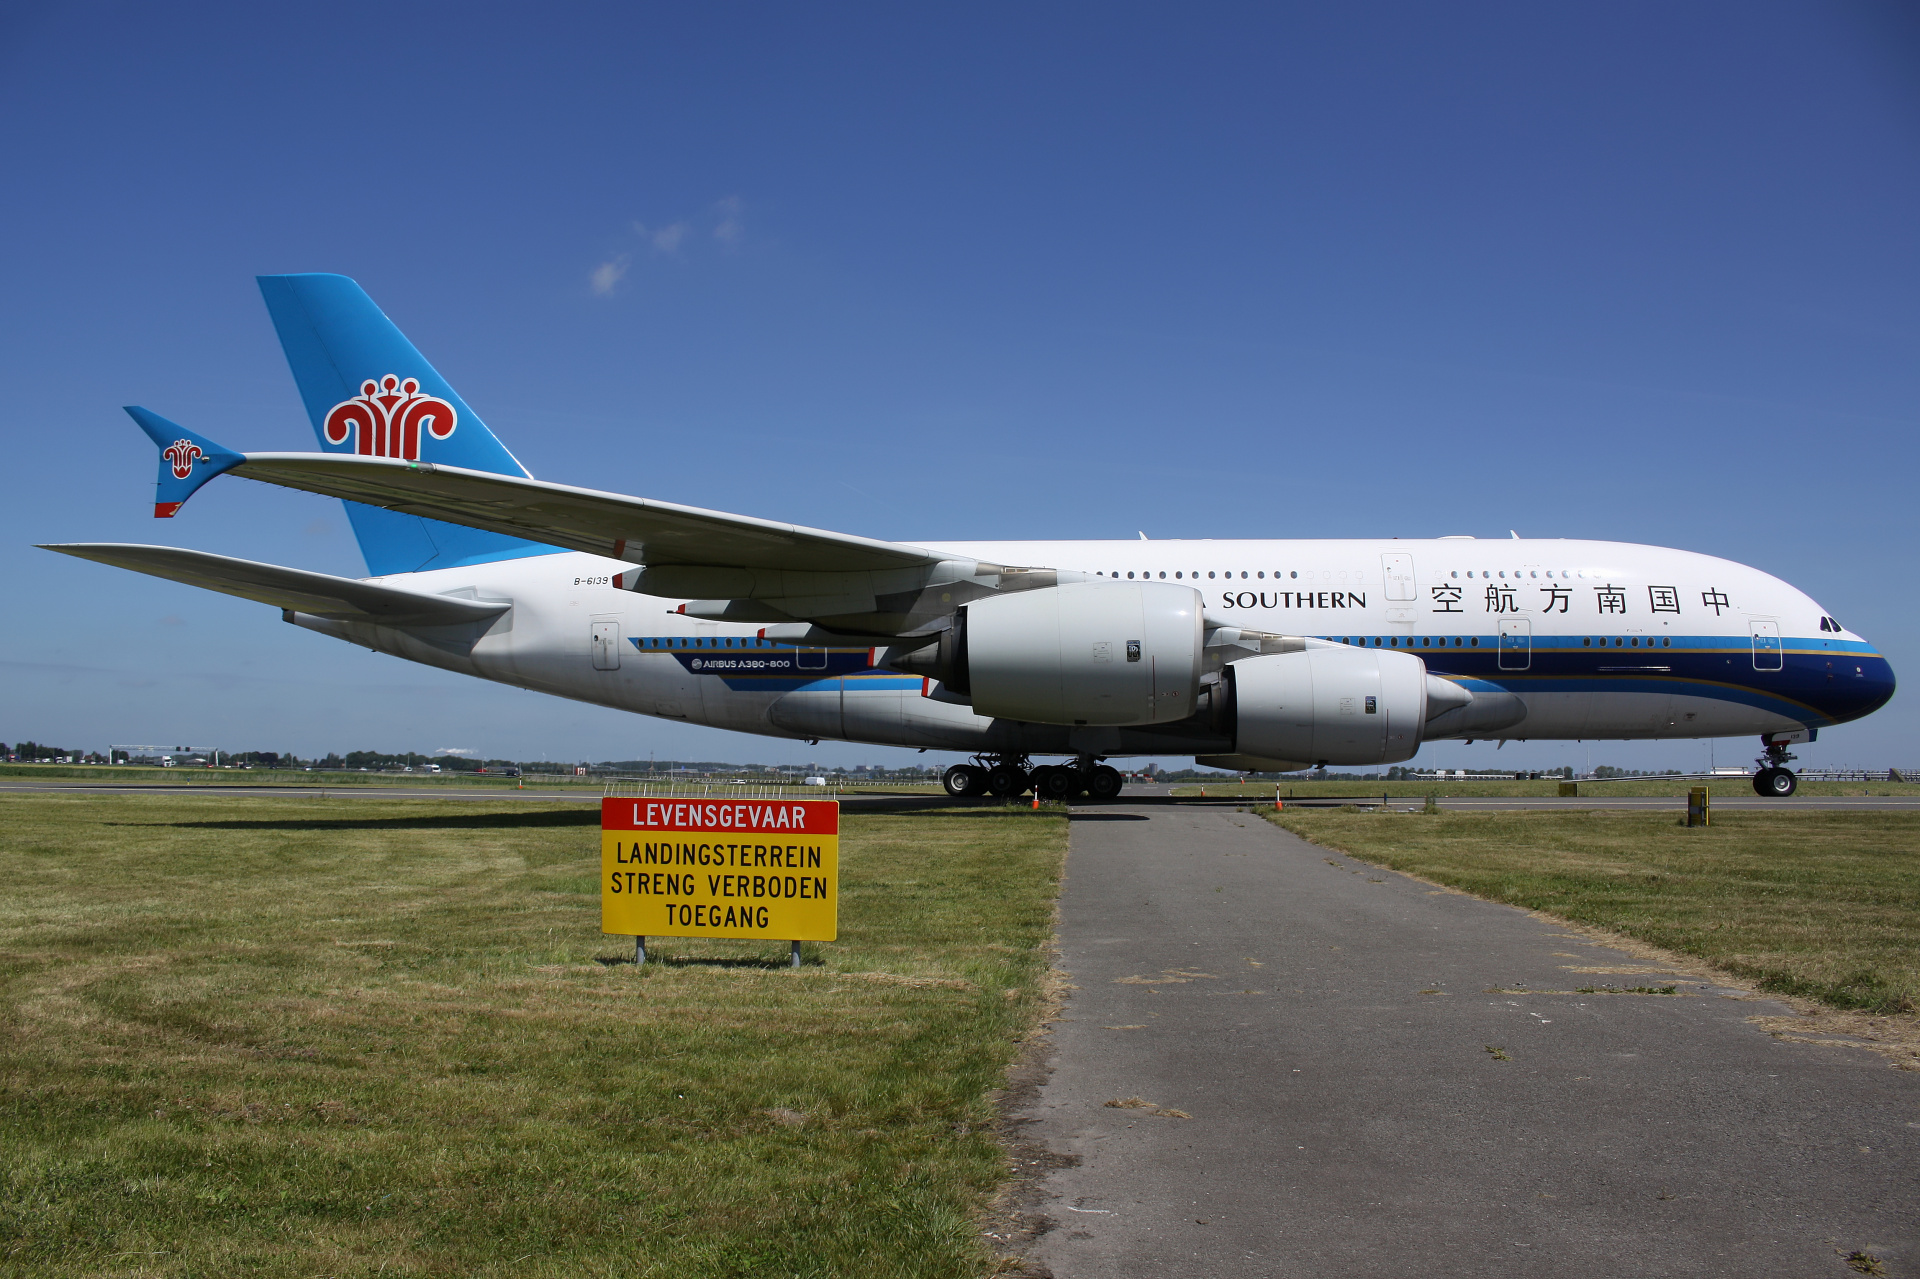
[3,742,106,763]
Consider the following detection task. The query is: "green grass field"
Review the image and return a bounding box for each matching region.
[0,794,1064,1277]
[1263,806,1920,1014]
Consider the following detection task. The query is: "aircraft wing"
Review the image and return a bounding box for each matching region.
[229,453,943,573]
[40,544,511,626]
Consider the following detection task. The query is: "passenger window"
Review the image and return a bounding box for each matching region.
[1582,637,1591,647]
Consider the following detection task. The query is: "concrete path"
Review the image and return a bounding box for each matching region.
[1010,803,1916,1278]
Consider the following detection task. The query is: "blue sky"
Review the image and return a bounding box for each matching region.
[3,2,1915,771]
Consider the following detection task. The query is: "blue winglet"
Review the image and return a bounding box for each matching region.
[125,406,245,518]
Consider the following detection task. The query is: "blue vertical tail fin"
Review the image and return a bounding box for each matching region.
[257,273,555,576]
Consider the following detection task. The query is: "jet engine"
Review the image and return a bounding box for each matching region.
[1202,645,1452,769]
[890,580,1203,726]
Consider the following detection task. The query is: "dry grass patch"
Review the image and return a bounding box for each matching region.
[0,793,1065,1277]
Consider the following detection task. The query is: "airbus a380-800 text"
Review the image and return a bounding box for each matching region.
[45,275,1895,800]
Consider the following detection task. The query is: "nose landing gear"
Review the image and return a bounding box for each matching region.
[1752,735,1800,798]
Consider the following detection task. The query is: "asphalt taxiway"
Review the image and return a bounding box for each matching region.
[1008,803,1916,1277]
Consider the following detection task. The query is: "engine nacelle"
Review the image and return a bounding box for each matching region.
[1225,646,1430,767]
[893,581,1204,726]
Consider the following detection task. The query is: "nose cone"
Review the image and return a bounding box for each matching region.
[1816,647,1896,725]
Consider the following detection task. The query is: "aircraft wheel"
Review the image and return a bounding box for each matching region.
[1088,766,1124,801]
[943,764,985,797]
[987,764,1027,797]
[1038,767,1075,800]
[1753,767,1797,798]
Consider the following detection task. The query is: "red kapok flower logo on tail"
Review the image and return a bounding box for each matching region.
[322,375,458,460]
[164,439,204,479]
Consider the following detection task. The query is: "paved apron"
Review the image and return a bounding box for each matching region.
[1013,804,1916,1278]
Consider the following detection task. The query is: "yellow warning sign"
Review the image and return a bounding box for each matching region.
[600,797,838,940]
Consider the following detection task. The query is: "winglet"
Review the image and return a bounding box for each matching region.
[125,407,245,517]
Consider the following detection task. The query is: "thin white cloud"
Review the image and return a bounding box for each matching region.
[651,222,687,252]
[590,253,632,296]
[713,195,743,243]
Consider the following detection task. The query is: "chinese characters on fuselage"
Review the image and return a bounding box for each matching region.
[1215,581,1731,617]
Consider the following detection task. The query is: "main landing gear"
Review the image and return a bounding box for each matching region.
[941,755,1125,802]
[1752,735,1799,798]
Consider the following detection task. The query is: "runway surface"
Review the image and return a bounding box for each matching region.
[1009,803,1915,1278]
[0,781,603,802]
[5,780,1918,812]
[1129,783,1920,811]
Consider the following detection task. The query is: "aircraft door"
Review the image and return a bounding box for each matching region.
[1750,619,1783,671]
[796,647,828,670]
[1381,553,1416,602]
[590,618,621,670]
[1498,618,1531,671]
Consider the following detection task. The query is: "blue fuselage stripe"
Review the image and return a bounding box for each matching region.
[627,635,1894,726]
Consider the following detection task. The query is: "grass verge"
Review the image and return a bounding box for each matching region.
[1262,806,1920,1015]
[0,793,1064,1277]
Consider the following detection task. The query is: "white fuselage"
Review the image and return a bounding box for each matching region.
[289,538,1893,758]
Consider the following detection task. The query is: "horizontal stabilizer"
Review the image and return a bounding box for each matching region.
[227,453,942,573]
[40,544,510,627]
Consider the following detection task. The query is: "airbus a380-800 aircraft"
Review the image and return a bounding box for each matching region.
[45,275,1895,800]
